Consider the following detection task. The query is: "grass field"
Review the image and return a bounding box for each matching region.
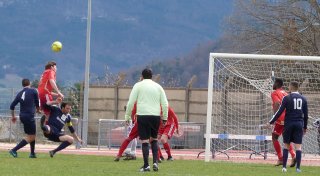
[1,152,319,176]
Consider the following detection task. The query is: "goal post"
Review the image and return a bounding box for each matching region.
[205,53,320,162]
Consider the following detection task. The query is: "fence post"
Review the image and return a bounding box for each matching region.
[185,75,197,122]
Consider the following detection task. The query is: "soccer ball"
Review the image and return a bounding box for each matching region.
[51,41,62,52]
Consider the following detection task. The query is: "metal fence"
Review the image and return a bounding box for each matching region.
[97,119,206,150]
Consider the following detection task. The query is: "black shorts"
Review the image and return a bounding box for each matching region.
[20,115,36,135]
[137,115,160,140]
[283,121,304,144]
[45,126,64,142]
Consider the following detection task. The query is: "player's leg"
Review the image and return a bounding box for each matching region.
[150,116,160,171]
[115,124,138,161]
[157,131,164,162]
[292,123,304,172]
[49,133,73,157]
[317,128,320,155]
[288,142,296,167]
[161,124,175,161]
[137,116,151,172]
[9,117,35,158]
[39,93,53,127]
[272,124,283,166]
[282,123,293,171]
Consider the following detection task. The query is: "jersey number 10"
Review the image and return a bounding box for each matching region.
[293,98,302,110]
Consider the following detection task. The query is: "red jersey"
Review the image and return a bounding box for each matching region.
[131,103,137,121]
[38,69,56,94]
[271,88,288,125]
[166,107,179,129]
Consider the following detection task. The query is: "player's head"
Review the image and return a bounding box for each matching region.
[22,78,30,87]
[289,81,299,92]
[273,78,284,90]
[142,68,152,79]
[45,61,57,71]
[61,102,72,114]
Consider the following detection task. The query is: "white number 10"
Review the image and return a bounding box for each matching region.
[293,98,302,110]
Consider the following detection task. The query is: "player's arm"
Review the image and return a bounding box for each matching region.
[66,117,82,143]
[302,98,308,133]
[9,93,21,123]
[271,93,281,113]
[170,108,179,129]
[49,79,64,98]
[269,96,287,124]
[125,84,139,121]
[160,87,169,120]
[34,89,41,113]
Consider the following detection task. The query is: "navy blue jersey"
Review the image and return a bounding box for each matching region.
[46,105,72,132]
[270,92,308,129]
[10,87,39,116]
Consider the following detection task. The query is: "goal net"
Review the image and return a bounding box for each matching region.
[205,53,320,162]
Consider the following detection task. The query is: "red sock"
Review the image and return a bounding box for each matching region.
[289,144,296,158]
[273,140,282,160]
[117,138,131,157]
[158,145,163,159]
[163,143,172,157]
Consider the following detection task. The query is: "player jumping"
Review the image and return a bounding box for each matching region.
[38,61,64,126]
[271,78,296,167]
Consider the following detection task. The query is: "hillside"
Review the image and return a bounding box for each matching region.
[0,0,233,87]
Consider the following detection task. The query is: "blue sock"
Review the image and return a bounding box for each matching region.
[283,149,288,168]
[30,141,35,154]
[53,141,71,154]
[12,139,28,152]
[296,150,302,169]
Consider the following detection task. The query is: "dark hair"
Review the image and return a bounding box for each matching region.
[61,102,71,109]
[142,68,152,79]
[290,81,299,90]
[274,78,283,87]
[45,61,56,70]
[22,79,30,87]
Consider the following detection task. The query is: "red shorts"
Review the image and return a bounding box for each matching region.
[158,124,176,139]
[39,93,53,116]
[273,123,284,136]
[128,123,138,140]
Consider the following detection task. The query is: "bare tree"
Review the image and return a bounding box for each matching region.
[224,0,320,55]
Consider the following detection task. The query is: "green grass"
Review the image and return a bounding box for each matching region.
[0,152,319,176]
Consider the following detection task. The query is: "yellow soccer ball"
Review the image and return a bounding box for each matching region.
[51,41,62,52]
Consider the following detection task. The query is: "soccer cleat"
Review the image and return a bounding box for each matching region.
[158,159,162,163]
[29,153,37,158]
[153,163,159,171]
[275,160,283,166]
[49,150,55,158]
[167,156,174,161]
[139,165,150,172]
[289,158,296,167]
[160,156,165,161]
[123,155,136,160]
[296,168,301,173]
[114,156,120,162]
[282,168,287,172]
[9,150,17,158]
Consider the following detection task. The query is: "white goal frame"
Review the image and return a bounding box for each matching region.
[205,53,320,162]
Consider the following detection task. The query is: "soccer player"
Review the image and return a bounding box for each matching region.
[114,104,138,161]
[125,68,168,172]
[38,61,64,124]
[41,99,82,157]
[271,78,296,166]
[9,79,40,158]
[269,81,308,173]
[158,106,179,162]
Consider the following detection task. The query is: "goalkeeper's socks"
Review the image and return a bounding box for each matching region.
[296,150,302,170]
[142,143,149,167]
[151,140,158,164]
[282,149,289,168]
